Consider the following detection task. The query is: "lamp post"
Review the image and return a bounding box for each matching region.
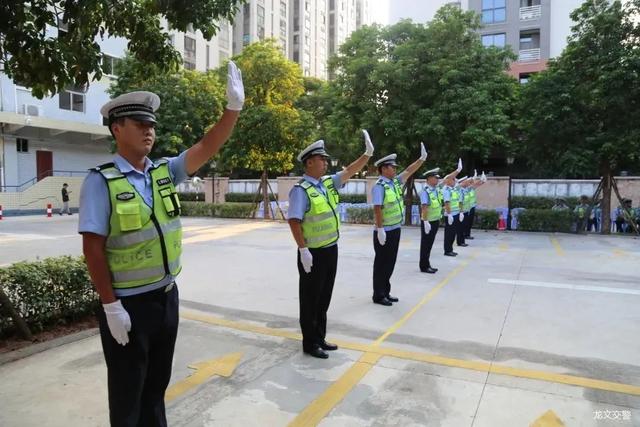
[331,158,339,172]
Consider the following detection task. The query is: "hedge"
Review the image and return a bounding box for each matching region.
[473,209,500,230]
[178,192,205,202]
[180,201,255,218]
[517,209,575,233]
[340,194,367,204]
[0,256,97,337]
[225,192,276,203]
[346,206,374,224]
[510,196,580,210]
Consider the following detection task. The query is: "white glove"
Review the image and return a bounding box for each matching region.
[299,247,313,273]
[481,171,487,182]
[376,227,386,245]
[363,129,374,157]
[103,300,131,346]
[423,221,431,234]
[447,214,454,225]
[473,169,477,179]
[457,158,463,173]
[226,61,245,111]
[459,212,465,222]
[419,142,428,161]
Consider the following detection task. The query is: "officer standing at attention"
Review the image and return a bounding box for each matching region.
[419,168,442,274]
[442,159,463,257]
[454,176,469,248]
[464,170,480,240]
[79,62,244,425]
[288,130,374,359]
[458,177,473,244]
[371,143,428,306]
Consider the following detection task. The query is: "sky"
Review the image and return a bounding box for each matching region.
[369,0,390,25]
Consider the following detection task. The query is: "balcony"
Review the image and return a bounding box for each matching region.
[520,5,541,21]
[518,48,540,62]
[183,49,196,63]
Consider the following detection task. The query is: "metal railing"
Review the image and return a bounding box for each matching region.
[520,5,541,21]
[518,48,541,62]
[0,170,87,192]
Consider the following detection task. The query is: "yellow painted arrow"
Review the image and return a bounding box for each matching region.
[530,410,565,427]
[165,352,243,402]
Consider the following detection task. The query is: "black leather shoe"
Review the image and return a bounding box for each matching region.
[304,347,329,359]
[320,341,338,351]
[386,295,399,302]
[466,236,474,240]
[373,297,393,306]
[444,252,458,257]
[425,267,437,274]
[458,243,469,247]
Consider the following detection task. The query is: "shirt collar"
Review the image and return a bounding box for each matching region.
[114,153,153,175]
[303,174,323,187]
[379,175,394,184]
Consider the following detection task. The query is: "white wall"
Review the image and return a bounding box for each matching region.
[549,0,584,58]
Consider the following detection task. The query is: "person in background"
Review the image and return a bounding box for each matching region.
[574,195,590,233]
[59,183,72,215]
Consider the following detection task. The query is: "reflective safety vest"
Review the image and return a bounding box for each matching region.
[469,188,477,208]
[423,187,443,222]
[94,160,182,290]
[377,177,404,227]
[462,189,472,213]
[297,177,340,248]
[576,205,587,219]
[446,186,461,214]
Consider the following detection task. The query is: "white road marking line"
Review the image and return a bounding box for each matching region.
[488,278,640,296]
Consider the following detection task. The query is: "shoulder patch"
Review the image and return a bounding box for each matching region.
[116,192,135,201]
[156,177,171,186]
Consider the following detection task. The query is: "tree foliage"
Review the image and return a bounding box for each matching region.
[310,6,518,171]
[0,0,243,98]
[219,40,312,176]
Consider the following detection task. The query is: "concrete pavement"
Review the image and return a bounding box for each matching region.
[0,215,639,426]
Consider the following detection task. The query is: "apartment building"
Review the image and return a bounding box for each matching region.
[0,19,232,192]
[389,0,584,82]
[231,0,289,56]
[328,0,358,56]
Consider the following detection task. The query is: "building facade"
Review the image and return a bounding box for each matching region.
[231,0,289,56]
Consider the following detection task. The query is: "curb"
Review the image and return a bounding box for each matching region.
[0,328,99,366]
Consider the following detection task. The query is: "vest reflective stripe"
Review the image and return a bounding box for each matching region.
[106,217,182,249]
[98,161,183,290]
[425,189,442,222]
[299,177,340,248]
[112,258,181,283]
[378,178,404,227]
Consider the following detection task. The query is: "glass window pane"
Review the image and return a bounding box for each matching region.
[482,0,494,10]
[72,94,84,112]
[482,10,493,24]
[59,91,71,110]
[494,0,505,7]
[482,35,493,47]
[494,8,506,22]
[495,33,506,46]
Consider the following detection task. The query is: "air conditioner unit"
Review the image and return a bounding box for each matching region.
[23,104,43,116]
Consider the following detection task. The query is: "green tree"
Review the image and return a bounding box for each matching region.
[108,54,226,175]
[322,6,517,220]
[0,0,242,98]
[219,40,312,218]
[518,0,640,233]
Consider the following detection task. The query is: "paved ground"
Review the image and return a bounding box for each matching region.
[0,215,639,426]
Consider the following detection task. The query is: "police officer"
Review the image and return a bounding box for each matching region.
[419,168,442,274]
[288,131,373,359]
[454,176,469,248]
[79,62,244,426]
[442,159,463,256]
[464,171,479,240]
[372,143,428,306]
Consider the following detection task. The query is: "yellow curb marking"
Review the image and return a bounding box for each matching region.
[550,237,565,256]
[530,410,565,427]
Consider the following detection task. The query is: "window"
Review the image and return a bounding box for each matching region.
[257,5,265,39]
[482,0,506,24]
[184,35,196,68]
[16,138,28,153]
[482,33,506,47]
[519,32,539,49]
[219,22,230,46]
[102,54,122,76]
[281,0,287,17]
[59,89,85,112]
[57,17,69,38]
[294,35,300,44]
[519,73,531,84]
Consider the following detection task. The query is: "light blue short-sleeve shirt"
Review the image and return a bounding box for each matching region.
[442,186,460,215]
[372,175,404,231]
[78,152,189,236]
[287,172,343,221]
[420,185,437,206]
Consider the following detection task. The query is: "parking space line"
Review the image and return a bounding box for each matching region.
[182,310,640,400]
[488,278,640,296]
[550,237,565,256]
